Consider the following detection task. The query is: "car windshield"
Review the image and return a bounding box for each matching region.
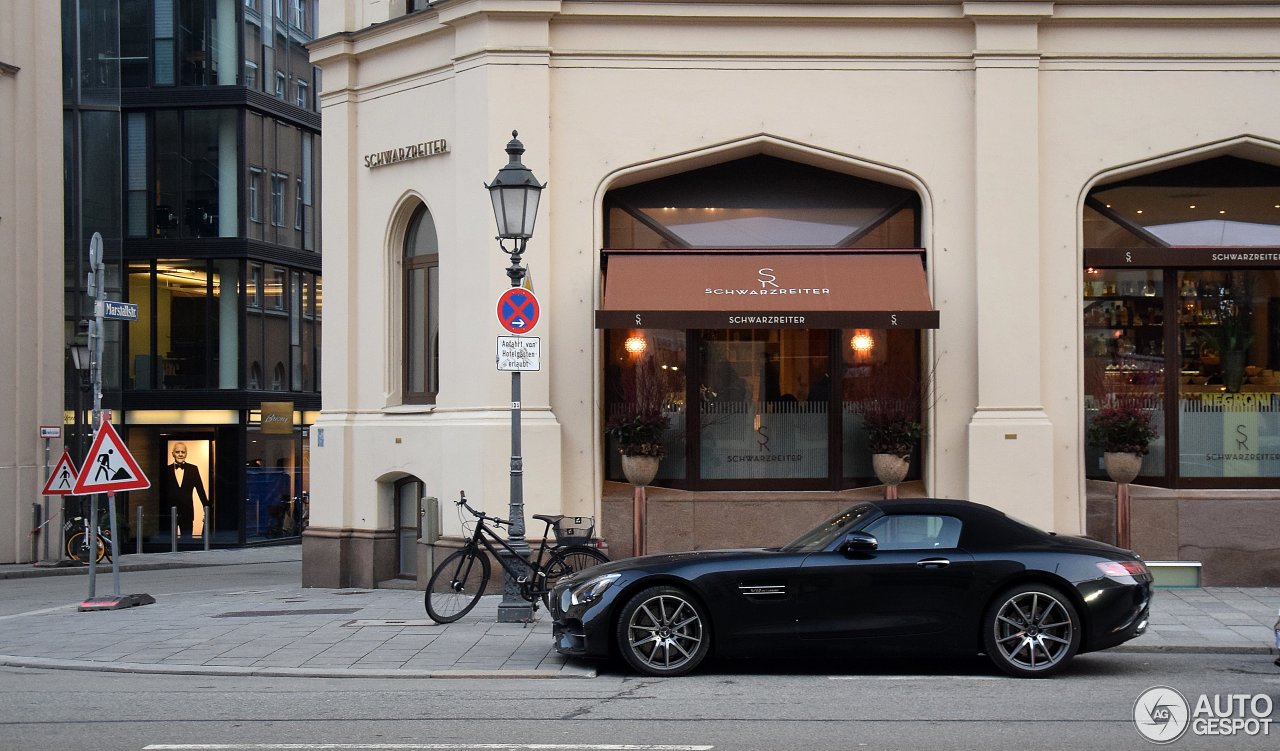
[781,503,878,553]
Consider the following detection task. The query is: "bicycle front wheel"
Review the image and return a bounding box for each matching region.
[541,545,610,608]
[66,532,105,564]
[425,548,490,623]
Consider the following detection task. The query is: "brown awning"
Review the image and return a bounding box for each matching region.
[595,252,939,329]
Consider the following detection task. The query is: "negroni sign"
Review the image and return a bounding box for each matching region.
[364,139,448,169]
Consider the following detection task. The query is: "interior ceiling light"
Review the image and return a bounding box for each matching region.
[623,335,647,355]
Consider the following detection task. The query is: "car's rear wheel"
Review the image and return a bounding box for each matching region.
[616,585,710,677]
[983,583,1081,678]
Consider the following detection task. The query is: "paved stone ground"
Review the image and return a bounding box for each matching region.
[0,546,1276,677]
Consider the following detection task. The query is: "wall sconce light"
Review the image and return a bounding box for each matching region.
[850,330,874,354]
[623,335,648,356]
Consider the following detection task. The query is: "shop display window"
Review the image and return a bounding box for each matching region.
[603,328,923,490]
[1083,156,1280,486]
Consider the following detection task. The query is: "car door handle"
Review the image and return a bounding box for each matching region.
[916,557,950,569]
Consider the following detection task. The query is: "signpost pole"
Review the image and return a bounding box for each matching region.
[70,233,155,612]
[107,490,121,595]
[86,233,104,601]
[41,434,51,562]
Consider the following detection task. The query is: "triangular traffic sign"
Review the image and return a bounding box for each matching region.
[72,420,150,494]
[41,451,80,496]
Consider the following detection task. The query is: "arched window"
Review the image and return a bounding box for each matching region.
[600,155,928,491]
[404,204,440,403]
[1083,155,1280,487]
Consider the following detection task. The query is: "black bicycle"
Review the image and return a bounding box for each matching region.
[424,492,610,623]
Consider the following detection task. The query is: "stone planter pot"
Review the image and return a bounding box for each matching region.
[872,453,910,487]
[1104,452,1143,484]
[621,454,661,487]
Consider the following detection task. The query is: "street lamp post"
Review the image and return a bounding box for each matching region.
[486,131,545,623]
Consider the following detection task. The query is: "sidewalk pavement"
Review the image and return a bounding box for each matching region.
[0,546,1276,679]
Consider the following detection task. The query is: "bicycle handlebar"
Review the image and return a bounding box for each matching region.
[456,492,508,527]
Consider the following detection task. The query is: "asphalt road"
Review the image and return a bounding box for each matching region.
[2,652,1277,751]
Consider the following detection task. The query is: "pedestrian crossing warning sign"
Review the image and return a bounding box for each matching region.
[41,451,80,496]
[72,420,150,494]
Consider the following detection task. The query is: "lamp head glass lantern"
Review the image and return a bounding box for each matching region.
[486,131,546,241]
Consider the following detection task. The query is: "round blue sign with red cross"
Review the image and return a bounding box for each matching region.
[496,288,541,334]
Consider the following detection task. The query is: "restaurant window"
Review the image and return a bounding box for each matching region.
[601,155,928,490]
[404,204,440,404]
[1083,156,1280,487]
[603,328,923,490]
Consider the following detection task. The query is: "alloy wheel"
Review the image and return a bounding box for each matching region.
[624,591,705,674]
[990,589,1076,673]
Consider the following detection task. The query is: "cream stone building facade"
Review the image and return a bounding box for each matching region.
[307,0,1280,588]
[0,1,65,565]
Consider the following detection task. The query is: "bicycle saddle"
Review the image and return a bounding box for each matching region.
[532,513,564,524]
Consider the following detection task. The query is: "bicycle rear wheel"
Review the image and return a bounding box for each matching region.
[540,545,610,608]
[66,532,105,564]
[425,548,490,623]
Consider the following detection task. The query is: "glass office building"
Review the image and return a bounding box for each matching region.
[63,0,321,549]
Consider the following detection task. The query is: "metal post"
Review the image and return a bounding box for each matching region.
[203,505,210,551]
[136,505,142,556]
[632,486,647,557]
[496,246,533,623]
[170,506,177,553]
[85,233,105,601]
[41,436,51,561]
[107,490,121,596]
[31,504,41,562]
[87,495,98,598]
[1116,483,1131,550]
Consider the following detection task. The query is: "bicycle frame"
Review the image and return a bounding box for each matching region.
[461,516,555,596]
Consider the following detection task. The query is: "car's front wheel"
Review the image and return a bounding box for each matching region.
[983,583,1081,678]
[615,585,710,676]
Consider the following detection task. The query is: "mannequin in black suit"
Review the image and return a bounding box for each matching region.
[160,442,209,539]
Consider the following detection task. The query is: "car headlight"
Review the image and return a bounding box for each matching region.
[569,572,621,606]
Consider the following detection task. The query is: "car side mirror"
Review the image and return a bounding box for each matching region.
[838,531,878,556]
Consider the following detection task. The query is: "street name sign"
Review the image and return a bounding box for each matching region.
[497,336,541,372]
[97,300,139,320]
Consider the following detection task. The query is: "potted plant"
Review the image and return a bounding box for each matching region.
[1201,309,1255,393]
[863,408,922,490]
[605,408,670,486]
[1086,402,1156,484]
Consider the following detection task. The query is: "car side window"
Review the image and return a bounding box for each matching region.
[863,514,962,551]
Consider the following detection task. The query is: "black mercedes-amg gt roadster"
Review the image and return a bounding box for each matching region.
[550,498,1152,677]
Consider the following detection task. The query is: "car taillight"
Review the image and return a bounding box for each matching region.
[1097,560,1148,578]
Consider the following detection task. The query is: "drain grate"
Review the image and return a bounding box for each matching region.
[213,608,361,618]
[343,619,442,628]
